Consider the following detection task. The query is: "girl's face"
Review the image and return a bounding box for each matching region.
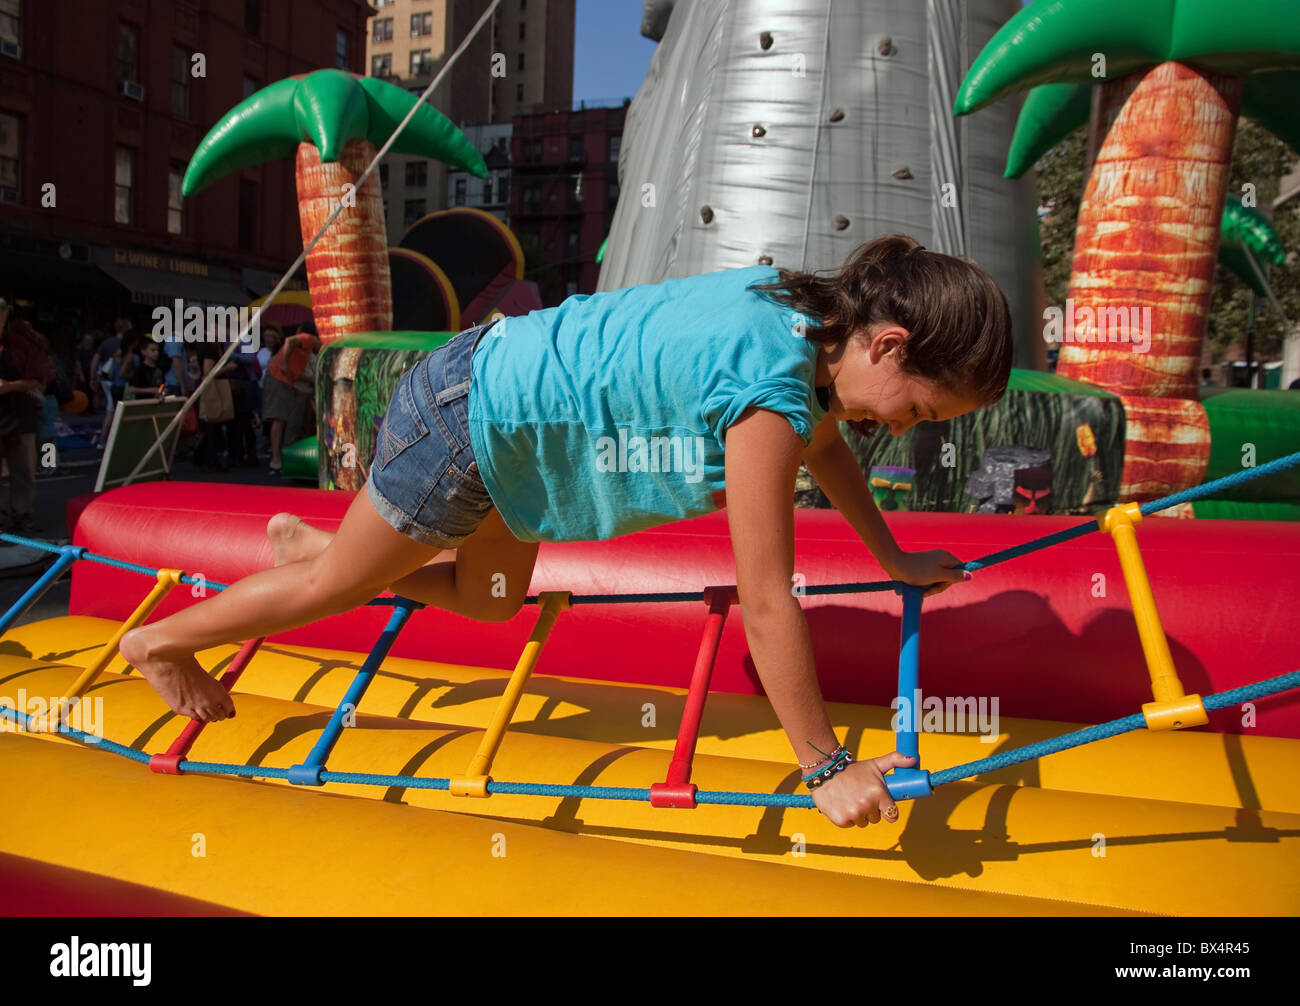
[142,341,160,363]
[817,324,983,438]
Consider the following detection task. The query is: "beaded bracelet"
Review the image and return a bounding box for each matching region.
[803,750,854,790]
[798,743,846,771]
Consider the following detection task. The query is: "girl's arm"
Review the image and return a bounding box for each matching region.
[725,407,911,827]
[803,414,967,598]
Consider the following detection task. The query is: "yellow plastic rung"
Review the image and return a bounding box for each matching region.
[452,591,571,796]
[28,568,186,733]
[1098,504,1201,725]
[1142,694,1209,732]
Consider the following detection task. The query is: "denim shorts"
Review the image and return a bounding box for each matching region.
[365,323,496,548]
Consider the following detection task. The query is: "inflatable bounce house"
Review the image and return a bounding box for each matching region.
[1,1,1298,916]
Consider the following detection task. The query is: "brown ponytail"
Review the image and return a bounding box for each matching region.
[748,234,1014,405]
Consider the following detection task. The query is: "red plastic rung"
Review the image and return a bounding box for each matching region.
[148,753,184,775]
[649,781,698,808]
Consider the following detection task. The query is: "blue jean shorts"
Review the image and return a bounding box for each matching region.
[365,323,496,548]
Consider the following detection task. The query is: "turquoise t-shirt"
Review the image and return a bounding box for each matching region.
[466,265,828,542]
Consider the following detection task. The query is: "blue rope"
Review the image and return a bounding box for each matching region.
[5,451,1297,608]
[2,669,1294,809]
[1139,450,1300,514]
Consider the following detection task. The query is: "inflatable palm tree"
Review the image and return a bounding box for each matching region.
[184,69,487,490]
[956,0,1300,505]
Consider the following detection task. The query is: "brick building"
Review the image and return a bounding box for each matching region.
[0,0,372,337]
[367,0,574,244]
[511,102,625,305]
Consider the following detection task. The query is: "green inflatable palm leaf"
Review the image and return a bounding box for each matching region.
[183,69,487,197]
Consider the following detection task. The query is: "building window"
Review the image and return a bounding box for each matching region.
[496,175,509,204]
[371,53,391,78]
[336,29,350,70]
[567,230,579,253]
[518,21,525,41]
[410,12,432,38]
[1,0,22,51]
[568,136,583,161]
[410,49,431,76]
[517,52,525,71]
[244,0,260,35]
[516,82,523,101]
[0,112,19,200]
[167,165,185,235]
[482,179,493,202]
[374,0,393,6]
[453,178,466,205]
[117,23,138,83]
[242,75,259,99]
[372,17,393,43]
[379,163,388,188]
[523,139,541,163]
[405,160,427,187]
[170,46,190,117]
[608,135,621,163]
[114,147,133,224]
[403,198,425,226]
[522,184,541,210]
[238,180,256,249]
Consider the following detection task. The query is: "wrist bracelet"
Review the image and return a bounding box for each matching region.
[798,742,846,770]
[803,750,854,789]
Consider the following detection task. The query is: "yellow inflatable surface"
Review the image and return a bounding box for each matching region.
[1,616,1297,916]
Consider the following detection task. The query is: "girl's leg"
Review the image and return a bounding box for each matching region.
[268,506,539,622]
[269,418,285,467]
[119,488,445,722]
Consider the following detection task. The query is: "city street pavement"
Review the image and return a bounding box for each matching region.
[0,407,302,633]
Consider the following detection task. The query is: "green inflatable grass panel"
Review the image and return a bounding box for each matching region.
[1192,498,1300,522]
[1201,388,1300,500]
[281,435,319,482]
[1005,368,1119,398]
[327,331,458,352]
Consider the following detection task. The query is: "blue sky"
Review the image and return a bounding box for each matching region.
[572,0,1035,105]
[572,0,658,105]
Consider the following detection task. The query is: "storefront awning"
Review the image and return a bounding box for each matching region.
[94,260,251,309]
[0,249,126,295]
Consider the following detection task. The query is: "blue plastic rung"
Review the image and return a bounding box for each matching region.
[287,596,422,786]
[0,545,84,636]
[886,584,927,798]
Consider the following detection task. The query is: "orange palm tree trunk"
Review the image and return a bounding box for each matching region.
[1057,62,1244,509]
[295,139,393,491]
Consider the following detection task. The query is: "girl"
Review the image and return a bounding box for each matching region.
[121,234,1013,829]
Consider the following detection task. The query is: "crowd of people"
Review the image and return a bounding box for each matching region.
[0,296,323,535]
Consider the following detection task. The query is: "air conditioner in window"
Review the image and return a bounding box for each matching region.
[0,39,20,60]
[118,79,145,102]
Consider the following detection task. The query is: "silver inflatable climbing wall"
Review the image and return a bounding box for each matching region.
[601,0,1042,367]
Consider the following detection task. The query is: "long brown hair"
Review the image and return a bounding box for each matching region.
[748,234,1013,404]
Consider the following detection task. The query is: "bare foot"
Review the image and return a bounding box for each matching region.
[120,627,235,722]
[267,511,332,566]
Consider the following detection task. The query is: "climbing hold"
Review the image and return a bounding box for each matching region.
[834,215,850,231]
[752,124,766,138]
[878,36,897,57]
[829,108,844,123]
[757,255,773,265]
[759,31,773,51]
[892,165,913,180]
[700,205,714,224]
